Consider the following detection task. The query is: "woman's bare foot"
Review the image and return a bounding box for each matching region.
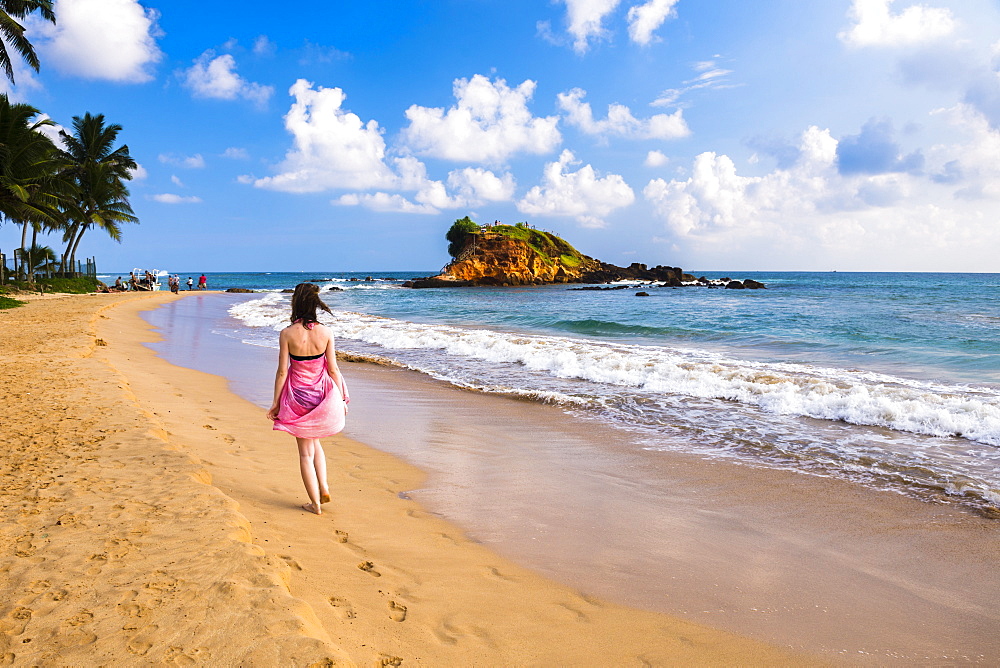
[320,492,331,504]
[301,502,322,515]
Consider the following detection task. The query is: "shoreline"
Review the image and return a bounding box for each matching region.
[145,292,1000,663]
[0,291,807,664]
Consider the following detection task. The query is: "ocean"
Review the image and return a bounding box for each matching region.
[117,270,1000,514]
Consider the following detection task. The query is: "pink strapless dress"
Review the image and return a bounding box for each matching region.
[272,356,349,438]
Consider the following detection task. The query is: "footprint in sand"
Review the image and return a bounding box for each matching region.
[388,601,407,622]
[327,597,356,619]
[357,561,381,577]
[27,581,50,593]
[556,602,589,622]
[7,608,32,635]
[64,610,94,627]
[334,530,349,543]
[126,624,158,656]
[434,620,460,645]
[164,645,208,665]
[278,555,302,571]
[484,566,515,582]
[377,655,403,667]
[86,553,108,576]
[59,610,97,648]
[14,535,35,558]
[45,589,68,603]
[202,424,216,430]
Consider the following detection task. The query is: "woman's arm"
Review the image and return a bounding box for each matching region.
[324,330,349,408]
[267,330,290,420]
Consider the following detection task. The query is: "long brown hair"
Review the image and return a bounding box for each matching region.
[290,283,332,325]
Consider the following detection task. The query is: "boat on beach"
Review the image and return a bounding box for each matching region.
[131,268,166,291]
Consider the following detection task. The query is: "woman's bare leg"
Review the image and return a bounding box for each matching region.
[313,440,331,503]
[296,437,322,514]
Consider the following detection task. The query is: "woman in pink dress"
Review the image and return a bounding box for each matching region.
[266,283,349,515]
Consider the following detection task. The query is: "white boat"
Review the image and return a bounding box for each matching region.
[131,268,164,291]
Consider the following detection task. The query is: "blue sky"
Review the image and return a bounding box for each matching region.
[3,0,1000,272]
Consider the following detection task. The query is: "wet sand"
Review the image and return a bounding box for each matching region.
[146,293,1000,664]
[0,291,806,665]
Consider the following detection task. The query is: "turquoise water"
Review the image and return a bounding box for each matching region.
[132,271,1000,512]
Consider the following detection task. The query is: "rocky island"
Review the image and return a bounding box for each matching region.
[403,218,764,290]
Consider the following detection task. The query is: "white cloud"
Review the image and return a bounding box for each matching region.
[839,0,956,48]
[254,79,395,192]
[129,164,147,180]
[337,163,515,215]
[29,0,162,82]
[645,150,669,167]
[642,116,1000,270]
[627,0,680,45]
[652,59,736,107]
[559,0,622,53]
[183,51,273,106]
[170,175,184,187]
[151,193,202,204]
[0,57,41,98]
[222,147,249,160]
[401,74,561,163]
[32,114,66,148]
[558,87,690,140]
[253,35,276,56]
[335,192,438,215]
[644,126,839,236]
[517,149,635,227]
[447,167,517,203]
[159,153,206,169]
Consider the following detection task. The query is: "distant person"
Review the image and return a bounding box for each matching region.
[114,277,123,290]
[267,283,349,515]
[170,275,179,294]
[198,274,207,290]
[187,277,193,290]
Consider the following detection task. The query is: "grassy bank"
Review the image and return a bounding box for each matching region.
[1,276,99,295]
[0,295,26,309]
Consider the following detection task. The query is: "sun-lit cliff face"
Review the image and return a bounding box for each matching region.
[443,225,601,286]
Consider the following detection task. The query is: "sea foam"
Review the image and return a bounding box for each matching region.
[229,295,1000,448]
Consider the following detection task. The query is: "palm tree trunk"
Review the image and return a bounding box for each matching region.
[68,225,87,275]
[26,224,39,284]
[18,221,29,279]
[61,223,79,275]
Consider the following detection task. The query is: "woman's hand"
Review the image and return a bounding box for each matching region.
[266,404,279,421]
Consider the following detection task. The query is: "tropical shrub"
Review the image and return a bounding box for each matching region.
[446,216,479,257]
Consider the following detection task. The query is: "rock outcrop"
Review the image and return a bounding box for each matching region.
[405,224,686,288]
[403,221,764,289]
[407,227,600,287]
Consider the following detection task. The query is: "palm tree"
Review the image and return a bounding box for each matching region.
[0,93,67,279]
[61,163,137,271]
[57,113,137,273]
[17,241,55,276]
[0,0,56,85]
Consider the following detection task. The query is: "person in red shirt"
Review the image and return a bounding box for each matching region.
[198,274,207,289]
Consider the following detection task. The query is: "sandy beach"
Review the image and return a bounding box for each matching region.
[139,288,1000,664]
[0,291,815,665]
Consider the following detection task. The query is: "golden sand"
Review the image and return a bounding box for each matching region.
[0,292,811,665]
